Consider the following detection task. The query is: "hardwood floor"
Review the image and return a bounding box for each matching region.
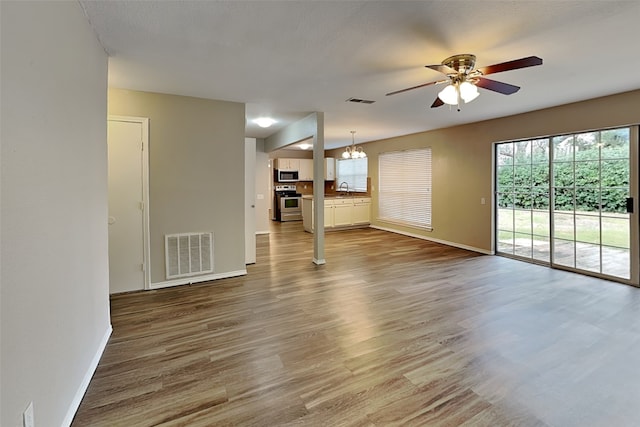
[72,222,640,426]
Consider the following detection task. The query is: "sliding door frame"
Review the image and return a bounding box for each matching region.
[494,125,639,287]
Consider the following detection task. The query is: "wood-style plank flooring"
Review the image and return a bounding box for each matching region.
[72,222,640,426]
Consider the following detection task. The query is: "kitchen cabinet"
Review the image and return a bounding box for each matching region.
[324,157,335,181]
[293,158,336,181]
[332,199,352,227]
[352,198,371,224]
[324,199,334,227]
[302,196,370,232]
[304,198,334,231]
[298,159,313,181]
[302,197,313,230]
[276,158,300,170]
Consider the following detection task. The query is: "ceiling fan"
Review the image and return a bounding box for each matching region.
[386,54,543,109]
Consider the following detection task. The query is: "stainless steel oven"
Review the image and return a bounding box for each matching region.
[279,195,302,221]
[274,185,302,222]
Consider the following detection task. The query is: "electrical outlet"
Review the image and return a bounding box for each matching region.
[23,401,34,427]
[481,197,486,205]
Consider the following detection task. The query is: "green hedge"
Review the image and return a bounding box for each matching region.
[497,146,629,213]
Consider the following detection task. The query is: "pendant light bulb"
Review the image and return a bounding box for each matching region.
[459,81,479,103]
[438,84,459,105]
[343,131,366,159]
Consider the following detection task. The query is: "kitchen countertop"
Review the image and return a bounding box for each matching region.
[302,194,370,200]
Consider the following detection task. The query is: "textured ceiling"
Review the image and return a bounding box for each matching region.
[80,0,640,149]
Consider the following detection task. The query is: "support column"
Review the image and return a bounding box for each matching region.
[312,112,325,264]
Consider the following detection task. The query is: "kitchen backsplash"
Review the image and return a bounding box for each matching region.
[290,178,371,197]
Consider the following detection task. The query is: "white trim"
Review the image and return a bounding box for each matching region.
[256,231,270,235]
[108,115,151,290]
[61,324,112,427]
[313,258,326,265]
[150,269,247,289]
[630,125,639,285]
[370,225,494,255]
[490,142,497,255]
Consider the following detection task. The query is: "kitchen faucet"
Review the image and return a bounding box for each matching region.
[339,181,350,195]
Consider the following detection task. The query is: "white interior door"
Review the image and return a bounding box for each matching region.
[108,118,149,293]
[245,138,257,264]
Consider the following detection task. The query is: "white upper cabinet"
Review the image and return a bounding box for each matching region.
[298,159,313,181]
[276,158,300,170]
[324,157,335,181]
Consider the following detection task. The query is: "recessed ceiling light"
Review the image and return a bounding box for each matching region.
[298,143,312,150]
[253,117,276,128]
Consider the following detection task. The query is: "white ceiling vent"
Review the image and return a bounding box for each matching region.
[165,232,214,279]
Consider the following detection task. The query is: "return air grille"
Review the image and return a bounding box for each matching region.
[165,232,214,279]
[346,97,376,104]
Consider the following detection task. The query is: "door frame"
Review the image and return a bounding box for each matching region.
[493,125,639,286]
[108,115,151,289]
[245,137,257,264]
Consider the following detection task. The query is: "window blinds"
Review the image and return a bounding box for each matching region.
[378,148,432,229]
[336,158,368,192]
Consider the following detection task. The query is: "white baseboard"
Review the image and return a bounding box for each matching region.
[62,324,113,427]
[370,225,494,255]
[256,230,270,235]
[150,269,247,290]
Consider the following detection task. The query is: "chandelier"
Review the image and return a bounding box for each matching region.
[342,131,367,159]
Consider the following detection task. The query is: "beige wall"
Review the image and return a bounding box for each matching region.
[328,90,640,253]
[108,89,246,284]
[1,1,111,425]
[269,147,314,159]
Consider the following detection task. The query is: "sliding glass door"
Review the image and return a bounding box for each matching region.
[496,126,638,284]
[496,138,551,262]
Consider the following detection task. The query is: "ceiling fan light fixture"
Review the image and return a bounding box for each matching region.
[459,81,479,103]
[388,53,542,110]
[438,84,459,105]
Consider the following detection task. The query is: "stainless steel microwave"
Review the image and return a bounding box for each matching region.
[275,169,299,182]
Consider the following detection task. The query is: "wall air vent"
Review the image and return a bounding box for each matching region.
[346,97,376,104]
[165,232,214,279]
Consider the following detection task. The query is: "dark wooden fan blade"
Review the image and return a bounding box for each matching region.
[426,64,456,75]
[476,56,543,76]
[475,77,520,95]
[385,80,439,96]
[431,97,444,108]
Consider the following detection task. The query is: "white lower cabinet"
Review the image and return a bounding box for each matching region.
[303,197,370,232]
[352,198,371,224]
[324,200,334,227]
[333,199,353,227]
